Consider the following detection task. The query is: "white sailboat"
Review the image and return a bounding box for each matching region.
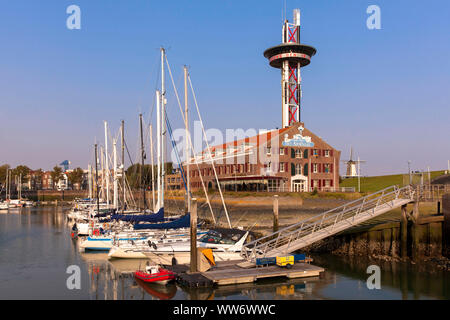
[107,51,249,263]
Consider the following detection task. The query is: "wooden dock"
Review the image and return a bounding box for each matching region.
[199,260,324,286]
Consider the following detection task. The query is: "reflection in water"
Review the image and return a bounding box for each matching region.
[179,277,319,300]
[0,207,448,300]
[135,278,177,300]
[312,254,450,300]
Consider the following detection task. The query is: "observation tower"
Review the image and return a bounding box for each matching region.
[264,9,316,128]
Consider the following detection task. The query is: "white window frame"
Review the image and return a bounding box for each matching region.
[313,163,318,173]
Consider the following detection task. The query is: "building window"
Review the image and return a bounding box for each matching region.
[324,164,330,173]
[313,149,318,156]
[280,162,285,173]
[280,148,285,155]
[295,163,302,175]
[295,149,302,158]
[312,179,319,189]
[324,150,330,157]
[313,163,318,173]
[266,147,271,155]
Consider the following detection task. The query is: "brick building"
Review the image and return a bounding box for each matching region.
[180,122,340,193]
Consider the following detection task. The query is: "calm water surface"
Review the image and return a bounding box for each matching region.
[0,207,448,300]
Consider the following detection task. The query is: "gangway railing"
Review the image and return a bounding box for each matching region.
[241,185,415,262]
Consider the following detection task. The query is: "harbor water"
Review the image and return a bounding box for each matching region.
[0,207,448,300]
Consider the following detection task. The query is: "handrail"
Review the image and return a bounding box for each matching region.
[242,185,414,261]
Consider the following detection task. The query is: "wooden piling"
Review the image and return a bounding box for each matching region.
[443,194,450,258]
[400,204,408,259]
[411,201,420,261]
[190,198,198,273]
[273,195,279,232]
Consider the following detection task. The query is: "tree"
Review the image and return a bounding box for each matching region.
[50,166,63,189]
[12,165,31,183]
[125,162,173,190]
[67,167,84,190]
[0,164,10,184]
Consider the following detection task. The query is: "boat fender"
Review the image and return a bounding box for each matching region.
[152,243,157,250]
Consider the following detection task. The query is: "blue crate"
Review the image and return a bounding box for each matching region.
[255,257,276,266]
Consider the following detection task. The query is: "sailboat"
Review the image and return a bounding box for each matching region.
[79,107,203,250]
[108,51,250,263]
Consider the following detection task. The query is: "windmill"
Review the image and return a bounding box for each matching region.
[342,147,366,178]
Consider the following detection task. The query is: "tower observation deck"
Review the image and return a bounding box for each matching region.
[264,9,316,128]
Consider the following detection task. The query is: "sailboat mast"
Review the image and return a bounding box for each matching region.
[88,164,92,199]
[121,120,125,211]
[100,146,105,202]
[149,124,156,212]
[7,169,10,200]
[156,90,161,211]
[139,113,146,210]
[104,121,110,206]
[95,144,100,214]
[4,169,8,200]
[184,65,191,212]
[161,47,166,208]
[113,139,118,210]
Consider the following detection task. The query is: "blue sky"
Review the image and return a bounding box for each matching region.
[0,0,449,175]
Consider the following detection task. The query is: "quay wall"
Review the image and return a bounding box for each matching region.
[304,215,446,261]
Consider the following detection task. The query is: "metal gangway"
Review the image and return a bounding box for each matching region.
[240,185,415,265]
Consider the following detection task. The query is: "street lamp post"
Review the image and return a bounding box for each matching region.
[408,160,412,185]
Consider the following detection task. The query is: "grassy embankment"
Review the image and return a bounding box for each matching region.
[339,170,446,193]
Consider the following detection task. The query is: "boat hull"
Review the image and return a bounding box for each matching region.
[134,270,175,285]
[108,247,148,259]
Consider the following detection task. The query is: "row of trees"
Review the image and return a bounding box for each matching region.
[0,164,32,183]
[0,161,175,190]
[0,164,85,190]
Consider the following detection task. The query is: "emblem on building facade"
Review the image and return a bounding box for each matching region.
[282,126,314,147]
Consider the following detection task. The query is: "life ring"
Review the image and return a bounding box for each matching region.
[93,229,100,236]
[102,223,109,229]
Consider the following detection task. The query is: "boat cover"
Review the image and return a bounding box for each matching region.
[133,213,190,230]
[110,207,164,223]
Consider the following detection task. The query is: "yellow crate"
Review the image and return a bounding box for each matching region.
[276,255,294,267]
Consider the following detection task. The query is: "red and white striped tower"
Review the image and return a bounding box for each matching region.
[264,9,316,128]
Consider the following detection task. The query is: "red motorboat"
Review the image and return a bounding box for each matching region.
[134,265,176,285]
